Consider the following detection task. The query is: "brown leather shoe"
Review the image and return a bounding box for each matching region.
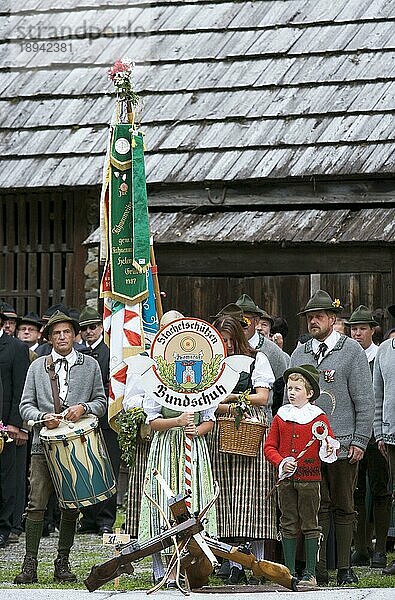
[54,555,77,582]
[14,555,38,584]
[382,560,395,575]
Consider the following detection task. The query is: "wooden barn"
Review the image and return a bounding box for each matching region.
[1,0,395,349]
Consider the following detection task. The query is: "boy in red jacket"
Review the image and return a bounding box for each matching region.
[264,365,339,586]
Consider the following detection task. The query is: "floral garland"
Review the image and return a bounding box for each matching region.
[108,57,140,106]
[115,407,147,469]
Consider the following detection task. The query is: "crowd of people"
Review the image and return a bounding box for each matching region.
[0,290,394,588]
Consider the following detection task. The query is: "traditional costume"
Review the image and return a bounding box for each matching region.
[208,352,276,551]
[264,363,338,585]
[138,401,217,543]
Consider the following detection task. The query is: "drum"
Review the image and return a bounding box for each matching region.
[40,415,116,510]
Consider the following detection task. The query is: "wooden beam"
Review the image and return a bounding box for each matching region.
[147,179,395,209]
[156,244,392,276]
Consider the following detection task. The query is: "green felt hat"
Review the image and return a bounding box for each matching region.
[235,294,274,327]
[298,290,343,315]
[210,303,248,328]
[42,310,80,339]
[283,364,321,402]
[345,305,378,327]
[79,306,102,327]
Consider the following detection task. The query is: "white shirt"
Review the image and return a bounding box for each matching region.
[249,331,260,349]
[365,342,378,364]
[86,334,103,351]
[311,330,340,364]
[51,348,77,406]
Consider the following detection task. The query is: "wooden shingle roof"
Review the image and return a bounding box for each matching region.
[1,0,395,189]
[84,207,395,246]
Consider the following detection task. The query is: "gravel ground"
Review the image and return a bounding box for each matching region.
[0,529,151,588]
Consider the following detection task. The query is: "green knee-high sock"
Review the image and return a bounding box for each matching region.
[305,538,319,576]
[57,512,78,557]
[282,538,297,576]
[25,518,44,558]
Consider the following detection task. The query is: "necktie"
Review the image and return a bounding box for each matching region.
[315,342,328,362]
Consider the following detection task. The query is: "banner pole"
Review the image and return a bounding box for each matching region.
[150,244,163,321]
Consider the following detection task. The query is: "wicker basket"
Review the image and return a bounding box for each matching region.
[218,416,267,457]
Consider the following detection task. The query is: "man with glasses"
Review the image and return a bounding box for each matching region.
[77,306,120,535]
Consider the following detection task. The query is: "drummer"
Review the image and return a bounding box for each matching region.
[15,311,107,585]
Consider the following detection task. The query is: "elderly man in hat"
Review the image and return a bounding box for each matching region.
[0,302,18,336]
[290,290,374,585]
[373,302,395,576]
[345,306,391,571]
[77,306,120,535]
[17,312,42,354]
[0,306,30,549]
[15,311,107,584]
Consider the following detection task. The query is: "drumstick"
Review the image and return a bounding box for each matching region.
[27,415,75,429]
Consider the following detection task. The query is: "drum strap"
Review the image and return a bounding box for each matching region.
[46,356,62,414]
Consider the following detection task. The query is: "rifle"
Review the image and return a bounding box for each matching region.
[84,517,203,592]
[205,538,297,591]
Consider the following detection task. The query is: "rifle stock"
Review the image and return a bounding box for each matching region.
[84,518,203,592]
[205,539,297,591]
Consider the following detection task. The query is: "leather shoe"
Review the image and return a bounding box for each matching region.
[0,534,9,548]
[337,568,358,585]
[99,525,113,534]
[371,552,387,568]
[382,559,395,575]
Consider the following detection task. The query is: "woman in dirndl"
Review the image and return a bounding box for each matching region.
[138,399,217,586]
[209,315,276,584]
[124,311,184,540]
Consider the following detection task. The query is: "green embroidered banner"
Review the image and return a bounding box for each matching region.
[106,124,150,304]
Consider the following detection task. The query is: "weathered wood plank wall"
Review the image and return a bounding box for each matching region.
[0,191,90,316]
[160,271,394,353]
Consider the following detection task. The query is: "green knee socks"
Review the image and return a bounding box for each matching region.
[25,518,44,558]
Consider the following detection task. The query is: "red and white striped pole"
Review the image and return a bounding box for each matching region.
[184,433,193,509]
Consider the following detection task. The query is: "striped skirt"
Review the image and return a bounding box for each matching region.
[138,427,217,543]
[208,406,277,540]
[126,438,151,538]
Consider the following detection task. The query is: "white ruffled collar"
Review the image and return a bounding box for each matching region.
[277,402,324,424]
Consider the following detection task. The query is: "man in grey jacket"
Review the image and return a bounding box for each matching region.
[290,290,374,586]
[14,311,107,585]
[373,316,395,576]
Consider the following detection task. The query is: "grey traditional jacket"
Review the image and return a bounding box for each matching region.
[290,335,374,459]
[20,351,107,453]
[373,338,395,445]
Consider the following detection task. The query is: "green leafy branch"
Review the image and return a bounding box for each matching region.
[115,407,146,469]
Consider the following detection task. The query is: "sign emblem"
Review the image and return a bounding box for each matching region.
[125,318,254,412]
[152,319,226,394]
[114,137,130,155]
